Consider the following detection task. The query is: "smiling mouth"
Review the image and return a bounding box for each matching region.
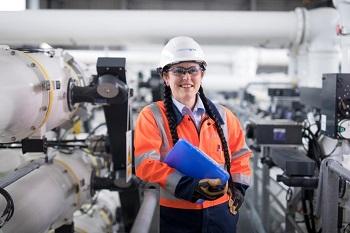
[179,84,194,88]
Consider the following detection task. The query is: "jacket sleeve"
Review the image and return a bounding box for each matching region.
[225,108,252,191]
[134,106,185,195]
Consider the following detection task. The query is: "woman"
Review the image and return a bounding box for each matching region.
[134,36,252,233]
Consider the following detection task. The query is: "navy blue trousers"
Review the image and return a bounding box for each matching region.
[160,202,239,233]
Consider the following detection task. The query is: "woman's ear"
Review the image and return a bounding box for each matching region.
[163,74,169,86]
[200,71,205,80]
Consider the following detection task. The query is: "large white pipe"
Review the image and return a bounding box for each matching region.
[0,151,92,233]
[0,10,303,47]
[67,48,289,67]
[290,8,340,87]
[0,47,85,143]
[68,47,289,92]
[0,149,24,176]
[333,0,350,72]
[0,8,340,89]
[305,8,340,87]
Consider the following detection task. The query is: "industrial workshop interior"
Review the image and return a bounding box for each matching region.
[1,0,350,232]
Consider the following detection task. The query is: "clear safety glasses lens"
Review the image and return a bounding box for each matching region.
[168,66,203,77]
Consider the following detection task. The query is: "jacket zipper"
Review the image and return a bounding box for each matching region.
[198,115,210,136]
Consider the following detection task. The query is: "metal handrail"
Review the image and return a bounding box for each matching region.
[328,160,350,180]
[130,188,159,233]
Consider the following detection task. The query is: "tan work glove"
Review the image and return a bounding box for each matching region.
[193,178,228,201]
[228,186,244,214]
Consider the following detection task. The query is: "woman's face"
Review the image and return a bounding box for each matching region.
[163,62,204,104]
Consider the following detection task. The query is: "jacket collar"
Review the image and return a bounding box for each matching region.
[172,98,224,126]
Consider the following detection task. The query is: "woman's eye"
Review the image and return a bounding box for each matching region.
[175,69,185,74]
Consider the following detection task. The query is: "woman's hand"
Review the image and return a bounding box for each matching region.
[228,187,244,214]
[175,176,227,202]
[193,178,228,201]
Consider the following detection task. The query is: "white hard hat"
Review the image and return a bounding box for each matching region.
[159,36,206,69]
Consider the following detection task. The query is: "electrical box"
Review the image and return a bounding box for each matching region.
[299,87,322,109]
[268,88,299,97]
[321,73,350,139]
[270,148,315,176]
[246,120,303,145]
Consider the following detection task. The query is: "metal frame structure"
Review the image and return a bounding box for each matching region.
[318,159,350,233]
[130,187,159,233]
[252,146,312,233]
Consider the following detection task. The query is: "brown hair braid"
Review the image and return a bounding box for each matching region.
[163,84,179,145]
[162,84,235,196]
[198,86,235,195]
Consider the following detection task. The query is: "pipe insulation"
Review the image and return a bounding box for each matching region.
[289,8,340,88]
[333,0,350,72]
[0,8,340,90]
[0,47,85,143]
[67,48,289,66]
[0,9,304,47]
[0,150,92,233]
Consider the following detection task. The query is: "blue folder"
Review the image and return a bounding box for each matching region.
[164,139,229,184]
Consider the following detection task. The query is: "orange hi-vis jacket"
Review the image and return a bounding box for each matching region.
[134,100,252,209]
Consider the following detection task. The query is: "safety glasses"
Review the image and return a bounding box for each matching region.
[167,66,204,77]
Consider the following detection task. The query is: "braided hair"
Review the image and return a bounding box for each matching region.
[162,83,235,198]
[163,83,179,145]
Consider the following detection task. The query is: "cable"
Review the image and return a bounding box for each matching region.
[0,188,14,228]
[56,139,86,143]
[14,48,53,54]
[47,139,88,149]
[47,143,88,148]
[0,145,22,149]
[0,142,22,149]
[302,122,324,167]
[301,189,315,233]
[309,197,316,233]
[87,123,106,138]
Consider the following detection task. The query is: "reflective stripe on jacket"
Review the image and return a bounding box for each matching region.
[134,100,252,209]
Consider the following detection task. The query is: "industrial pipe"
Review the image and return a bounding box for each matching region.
[301,8,340,87]
[0,150,92,233]
[0,47,85,143]
[333,0,350,72]
[0,157,45,188]
[0,9,304,47]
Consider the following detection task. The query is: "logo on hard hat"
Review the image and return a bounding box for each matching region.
[177,48,197,52]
